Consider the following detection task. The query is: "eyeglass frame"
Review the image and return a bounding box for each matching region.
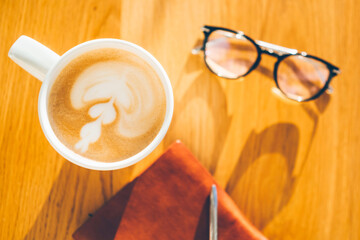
[192,25,341,102]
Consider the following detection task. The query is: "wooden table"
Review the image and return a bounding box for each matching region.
[1,0,359,239]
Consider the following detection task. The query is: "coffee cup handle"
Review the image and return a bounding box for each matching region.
[8,35,60,82]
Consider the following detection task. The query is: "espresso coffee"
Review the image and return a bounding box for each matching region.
[48,48,166,162]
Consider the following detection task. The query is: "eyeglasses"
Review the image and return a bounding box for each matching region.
[192,25,341,102]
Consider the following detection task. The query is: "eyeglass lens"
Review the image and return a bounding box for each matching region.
[204,29,331,101]
[276,55,330,101]
[204,30,258,78]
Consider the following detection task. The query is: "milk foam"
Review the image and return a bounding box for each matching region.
[48,48,166,162]
[70,61,158,153]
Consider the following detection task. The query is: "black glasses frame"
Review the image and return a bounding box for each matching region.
[195,25,341,102]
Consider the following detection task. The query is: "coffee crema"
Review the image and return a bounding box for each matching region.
[48,48,166,162]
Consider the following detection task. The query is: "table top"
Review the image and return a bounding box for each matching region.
[1,0,359,239]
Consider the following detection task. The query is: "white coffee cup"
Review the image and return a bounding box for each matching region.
[8,36,174,170]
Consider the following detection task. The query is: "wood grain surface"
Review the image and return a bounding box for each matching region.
[1,0,359,239]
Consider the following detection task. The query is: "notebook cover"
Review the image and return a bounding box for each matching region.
[73,141,266,240]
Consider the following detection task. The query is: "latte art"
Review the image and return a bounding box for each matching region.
[48,48,166,162]
[71,61,159,152]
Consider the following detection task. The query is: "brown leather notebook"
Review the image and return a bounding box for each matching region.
[73,141,267,240]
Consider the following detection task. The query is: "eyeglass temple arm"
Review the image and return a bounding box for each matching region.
[255,40,298,56]
[192,45,203,55]
[192,36,299,56]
